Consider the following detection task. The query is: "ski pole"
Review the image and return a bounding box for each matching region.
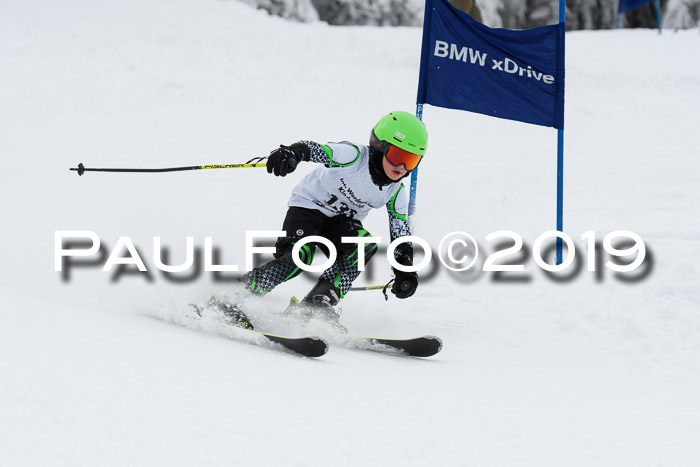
[70,158,268,176]
[349,285,392,292]
[350,277,414,301]
[350,280,395,301]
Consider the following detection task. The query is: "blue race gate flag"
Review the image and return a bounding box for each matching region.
[416,0,565,129]
[618,0,654,13]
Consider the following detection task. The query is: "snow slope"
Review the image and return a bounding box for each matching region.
[1,0,699,465]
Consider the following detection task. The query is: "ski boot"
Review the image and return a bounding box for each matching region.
[207,295,254,330]
[285,280,347,334]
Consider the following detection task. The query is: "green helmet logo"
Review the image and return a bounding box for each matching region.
[371,111,428,156]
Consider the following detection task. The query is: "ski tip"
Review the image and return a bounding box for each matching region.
[414,335,442,356]
[409,336,442,358]
[363,335,443,358]
[261,333,329,358]
[427,335,443,355]
[305,336,329,358]
[317,337,330,356]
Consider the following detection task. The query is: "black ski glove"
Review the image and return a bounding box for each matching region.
[267,143,308,177]
[392,269,418,299]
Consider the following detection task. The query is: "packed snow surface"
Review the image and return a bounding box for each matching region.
[1,0,699,465]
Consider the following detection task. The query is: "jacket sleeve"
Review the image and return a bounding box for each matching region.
[386,184,413,266]
[297,140,361,168]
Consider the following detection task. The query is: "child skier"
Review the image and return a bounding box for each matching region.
[237,111,428,324]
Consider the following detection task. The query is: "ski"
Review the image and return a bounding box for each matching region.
[182,299,439,358]
[353,335,443,358]
[186,303,328,358]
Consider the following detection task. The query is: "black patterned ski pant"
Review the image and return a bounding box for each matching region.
[245,207,378,298]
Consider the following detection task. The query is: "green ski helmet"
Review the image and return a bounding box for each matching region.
[370,111,428,158]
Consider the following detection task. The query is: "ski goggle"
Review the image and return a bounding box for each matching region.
[384,145,423,171]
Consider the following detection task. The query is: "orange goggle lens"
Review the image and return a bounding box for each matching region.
[384,145,423,171]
